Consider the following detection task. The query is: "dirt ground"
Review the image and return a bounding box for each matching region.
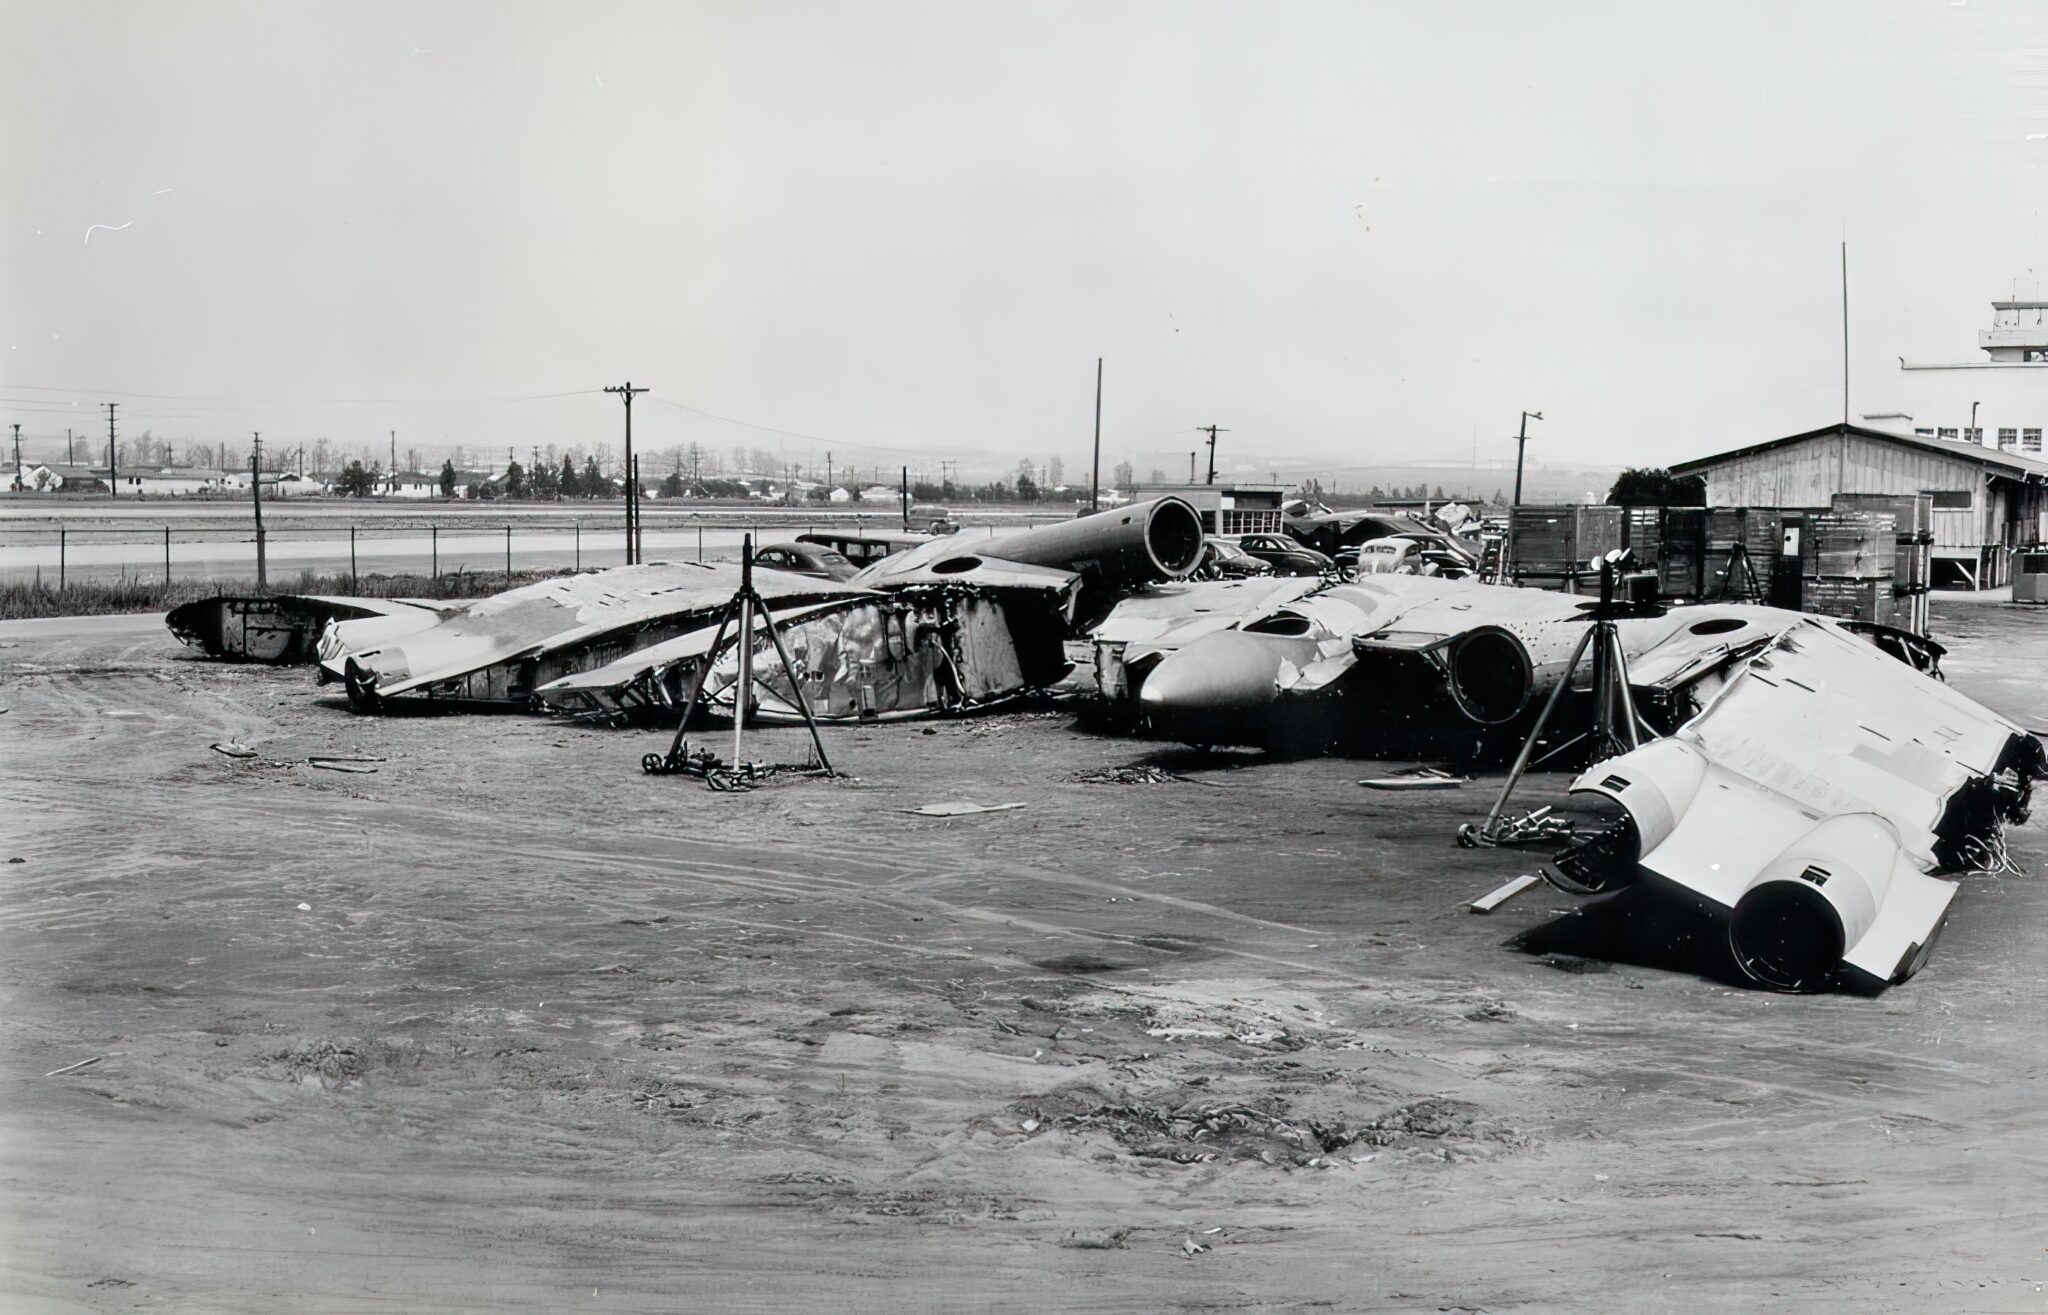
[3,603,2047,1313]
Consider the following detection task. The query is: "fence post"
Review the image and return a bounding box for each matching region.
[697,524,703,562]
[505,524,512,575]
[432,524,439,579]
[575,521,581,571]
[59,527,65,589]
[164,525,171,583]
[350,525,357,591]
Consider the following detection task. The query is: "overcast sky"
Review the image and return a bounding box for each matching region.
[4,0,2046,478]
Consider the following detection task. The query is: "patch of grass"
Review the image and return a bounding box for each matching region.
[0,566,577,621]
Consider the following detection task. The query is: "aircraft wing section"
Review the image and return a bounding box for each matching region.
[1565,618,2041,991]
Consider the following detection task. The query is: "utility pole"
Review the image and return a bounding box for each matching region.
[1505,410,1543,586]
[604,382,648,564]
[900,466,909,530]
[250,432,267,587]
[1840,239,1850,426]
[1511,410,1543,509]
[1200,424,1229,485]
[105,402,119,498]
[1090,357,1103,511]
[9,423,20,491]
[1188,451,1196,482]
[826,452,833,488]
[66,427,73,464]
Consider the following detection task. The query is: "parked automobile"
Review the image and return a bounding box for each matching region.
[1232,532,1332,576]
[1199,536,1276,579]
[753,542,860,581]
[1338,535,1474,580]
[907,503,958,534]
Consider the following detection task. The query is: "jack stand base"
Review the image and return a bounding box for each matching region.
[1456,805,1576,849]
[643,740,830,792]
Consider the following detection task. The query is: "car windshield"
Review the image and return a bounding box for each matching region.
[816,552,852,567]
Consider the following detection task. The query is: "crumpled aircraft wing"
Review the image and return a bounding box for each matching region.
[1567,619,2042,990]
[338,562,868,700]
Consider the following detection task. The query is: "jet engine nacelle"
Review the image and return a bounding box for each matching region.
[1444,620,1586,726]
[1728,813,1902,992]
[973,496,1206,593]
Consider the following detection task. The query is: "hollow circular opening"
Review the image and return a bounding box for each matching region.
[1688,617,1748,636]
[1448,628,1532,725]
[1244,614,1312,636]
[929,556,984,575]
[1145,499,1207,577]
[1729,882,1844,992]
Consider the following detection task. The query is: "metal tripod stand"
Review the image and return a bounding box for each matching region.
[642,535,836,788]
[1457,551,1655,847]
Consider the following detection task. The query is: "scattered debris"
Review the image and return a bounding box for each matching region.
[1463,1001,1518,1023]
[309,759,378,774]
[45,1055,106,1078]
[1058,1229,1130,1250]
[1359,767,1466,790]
[208,741,258,759]
[1457,806,1573,848]
[1179,1235,1210,1258]
[307,754,385,765]
[1468,874,1541,914]
[296,902,312,911]
[1067,766,1188,786]
[907,801,1027,817]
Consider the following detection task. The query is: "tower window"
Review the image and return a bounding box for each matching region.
[1965,427,1984,444]
[2026,429,2043,453]
[1938,428,1960,440]
[2000,428,2018,447]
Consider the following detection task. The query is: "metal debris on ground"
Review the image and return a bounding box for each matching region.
[45,1055,107,1077]
[209,742,258,759]
[1467,874,1541,914]
[907,801,1027,817]
[1358,766,1467,790]
[1456,806,1574,848]
[309,759,378,774]
[1066,766,1189,786]
[642,743,829,792]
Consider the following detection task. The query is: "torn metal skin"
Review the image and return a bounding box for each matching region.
[324,562,868,711]
[167,595,448,665]
[1101,574,1925,758]
[1553,618,2043,993]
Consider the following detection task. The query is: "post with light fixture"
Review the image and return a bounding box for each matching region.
[1503,410,1543,584]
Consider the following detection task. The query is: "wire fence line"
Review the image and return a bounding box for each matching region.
[0,512,1062,588]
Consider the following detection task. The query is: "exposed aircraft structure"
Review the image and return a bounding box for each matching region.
[1553,618,2044,992]
[853,496,1206,620]
[326,562,867,710]
[167,595,447,665]
[1105,574,1925,755]
[536,573,1076,724]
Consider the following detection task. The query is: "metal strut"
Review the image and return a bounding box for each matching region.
[1457,551,1646,848]
[642,535,837,786]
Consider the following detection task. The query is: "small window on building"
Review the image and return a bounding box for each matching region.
[2027,428,2043,453]
[1929,490,1973,510]
[2000,428,2019,448]
[1965,427,1984,444]
[1914,427,1936,437]
[2026,347,2048,363]
[1938,427,1960,441]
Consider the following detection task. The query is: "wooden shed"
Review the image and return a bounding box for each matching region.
[1670,422,2048,588]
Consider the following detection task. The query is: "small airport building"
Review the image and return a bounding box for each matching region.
[1670,421,2048,588]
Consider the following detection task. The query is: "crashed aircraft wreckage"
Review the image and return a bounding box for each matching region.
[322,562,870,710]
[1550,617,2043,993]
[318,500,1204,719]
[1101,573,1942,756]
[537,498,1201,723]
[168,594,448,665]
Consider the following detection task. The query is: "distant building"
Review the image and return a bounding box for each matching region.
[110,467,227,496]
[1670,421,2048,589]
[1137,483,1287,535]
[1880,295,2048,452]
[381,470,442,499]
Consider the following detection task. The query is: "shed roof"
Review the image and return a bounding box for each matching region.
[1670,422,2048,482]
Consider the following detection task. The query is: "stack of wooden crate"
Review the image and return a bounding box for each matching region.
[1623,506,1664,567]
[1801,510,1898,627]
[1508,505,1577,588]
[1829,493,1932,634]
[1658,507,1707,599]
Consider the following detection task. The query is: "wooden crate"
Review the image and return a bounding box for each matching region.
[1576,505,1624,563]
[1831,492,1932,538]
[1623,506,1664,565]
